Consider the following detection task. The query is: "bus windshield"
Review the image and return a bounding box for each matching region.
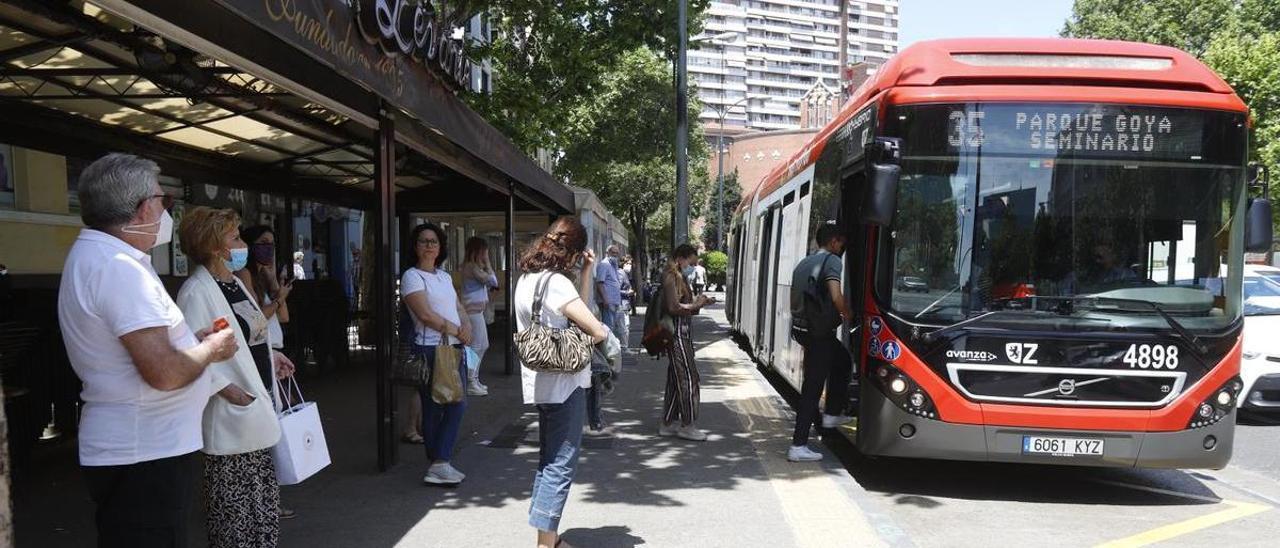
[882,103,1247,332]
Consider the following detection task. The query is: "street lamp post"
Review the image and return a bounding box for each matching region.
[691,30,743,252]
[712,97,750,251]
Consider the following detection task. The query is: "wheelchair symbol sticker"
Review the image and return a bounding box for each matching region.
[869,317,883,336]
[869,337,881,357]
[881,340,901,362]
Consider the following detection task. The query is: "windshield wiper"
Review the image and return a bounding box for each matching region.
[919,305,1087,343]
[1088,296,1209,357]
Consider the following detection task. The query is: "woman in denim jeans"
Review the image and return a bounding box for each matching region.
[402,223,473,485]
[515,217,609,548]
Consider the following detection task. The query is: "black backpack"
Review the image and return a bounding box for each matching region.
[791,254,840,342]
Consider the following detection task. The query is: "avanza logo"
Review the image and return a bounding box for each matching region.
[945,349,997,362]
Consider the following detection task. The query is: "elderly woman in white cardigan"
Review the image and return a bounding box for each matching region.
[176,206,295,548]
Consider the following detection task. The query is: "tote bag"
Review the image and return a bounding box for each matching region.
[272,376,331,485]
[431,343,465,404]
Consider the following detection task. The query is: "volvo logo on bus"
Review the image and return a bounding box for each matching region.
[1058,379,1077,396]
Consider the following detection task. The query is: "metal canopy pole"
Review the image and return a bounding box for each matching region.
[373,105,397,471]
[505,180,517,376]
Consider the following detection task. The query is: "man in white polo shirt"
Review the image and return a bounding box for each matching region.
[58,153,237,548]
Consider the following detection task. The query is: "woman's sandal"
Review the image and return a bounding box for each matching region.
[401,432,424,444]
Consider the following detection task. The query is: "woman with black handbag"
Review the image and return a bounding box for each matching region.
[514,217,609,548]
[402,222,473,486]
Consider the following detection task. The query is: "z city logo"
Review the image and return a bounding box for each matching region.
[1005,342,1039,365]
[881,340,901,362]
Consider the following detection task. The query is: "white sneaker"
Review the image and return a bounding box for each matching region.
[657,423,679,437]
[788,445,823,462]
[585,425,614,437]
[467,384,489,397]
[424,462,465,485]
[821,414,854,428]
[676,425,708,442]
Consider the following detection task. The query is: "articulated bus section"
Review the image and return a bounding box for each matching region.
[726,38,1265,469]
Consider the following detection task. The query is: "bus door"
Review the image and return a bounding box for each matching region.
[839,163,872,421]
[755,206,777,353]
[762,204,787,364]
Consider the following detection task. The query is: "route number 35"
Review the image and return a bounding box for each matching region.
[1123,344,1179,369]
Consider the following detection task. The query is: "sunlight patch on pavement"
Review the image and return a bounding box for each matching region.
[704,337,887,548]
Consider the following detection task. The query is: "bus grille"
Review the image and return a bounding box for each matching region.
[945,363,1186,408]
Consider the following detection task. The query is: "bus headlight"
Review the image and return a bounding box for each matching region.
[1197,403,1214,419]
[872,364,938,420]
[890,377,909,394]
[1215,390,1233,407]
[1188,376,1242,429]
[909,392,927,409]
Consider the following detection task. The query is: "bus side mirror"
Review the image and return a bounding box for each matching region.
[863,137,901,227]
[864,163,900,226]
[1245,197,1272,253]
[1246,163,1272,253]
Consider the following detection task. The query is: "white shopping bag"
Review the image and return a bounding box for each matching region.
[272,376,331,485]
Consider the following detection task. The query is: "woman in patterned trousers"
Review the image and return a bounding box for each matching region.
[658,244,713,442]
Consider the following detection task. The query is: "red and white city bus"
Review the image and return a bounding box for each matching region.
[725,39,1273,468]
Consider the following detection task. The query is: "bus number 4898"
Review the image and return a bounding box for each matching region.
[1123,344,1179,369]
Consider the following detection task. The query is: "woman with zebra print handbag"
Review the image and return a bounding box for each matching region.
[514,217,610,548]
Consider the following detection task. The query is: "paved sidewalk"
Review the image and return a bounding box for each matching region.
[277,298,885,548]
[11,297,889,547]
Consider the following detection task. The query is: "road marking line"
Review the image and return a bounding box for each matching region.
[1094,500,1270,548]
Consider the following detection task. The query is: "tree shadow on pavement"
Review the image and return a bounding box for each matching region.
[560,525,645,547]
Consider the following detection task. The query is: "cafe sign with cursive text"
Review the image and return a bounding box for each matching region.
[351,0,473,93]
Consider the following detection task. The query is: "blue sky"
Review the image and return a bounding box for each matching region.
[898,0,1076,48]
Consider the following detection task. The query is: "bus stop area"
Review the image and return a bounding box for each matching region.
[0,0,608,535]
[16,300,890,547]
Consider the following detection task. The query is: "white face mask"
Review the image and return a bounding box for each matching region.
[122,209,173,249]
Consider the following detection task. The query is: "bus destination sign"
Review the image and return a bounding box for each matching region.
[946,105,1206,159]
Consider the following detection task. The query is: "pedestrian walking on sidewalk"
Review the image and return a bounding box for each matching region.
[176,207,296,547]
[618,256,634,353]
[460,237,499,396]
[659,244,715,441]
[403,223,474,486]
[516,217,611,548]
[787,222,854,462]
[586,245,624,434]
[691,257,708,297]
[58,154,239,548]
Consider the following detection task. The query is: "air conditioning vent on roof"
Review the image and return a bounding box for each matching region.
[952,53,1173,71]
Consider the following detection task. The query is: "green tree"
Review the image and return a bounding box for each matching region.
[701,250,728,288]
[1064,0,1280,228]
[463,0,709,152]
[557,48,712,286]
[1061,0,1234,56]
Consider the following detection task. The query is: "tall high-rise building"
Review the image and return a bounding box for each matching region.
[692,0,901,135]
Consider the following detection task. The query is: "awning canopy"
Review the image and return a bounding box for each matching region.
[0,0,573,214]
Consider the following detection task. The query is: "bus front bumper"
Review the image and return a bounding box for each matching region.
[856,388,1234,469]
